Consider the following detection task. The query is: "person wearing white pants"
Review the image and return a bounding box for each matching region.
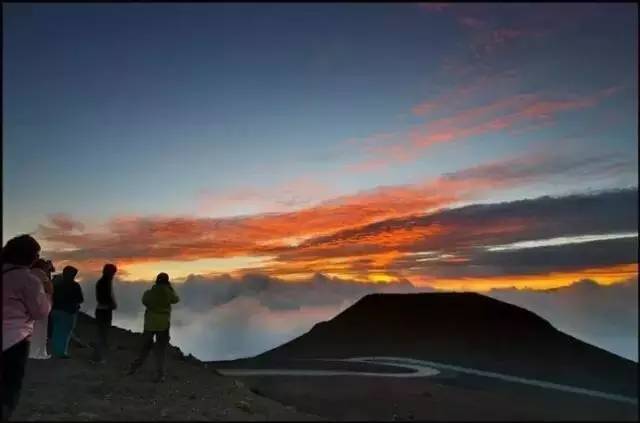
[29,260,55,360]
[28,318,50,359]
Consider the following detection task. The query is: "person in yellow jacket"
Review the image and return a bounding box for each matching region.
[127,272,179,382]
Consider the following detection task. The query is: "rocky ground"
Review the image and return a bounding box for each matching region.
[11,313,319,421]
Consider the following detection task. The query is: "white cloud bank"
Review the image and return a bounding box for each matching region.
[76,273,637,362]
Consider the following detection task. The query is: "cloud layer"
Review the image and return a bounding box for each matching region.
[487,276,638,361]
[243,187,638,287]
[37,153,637,288]
[76,272,637,362]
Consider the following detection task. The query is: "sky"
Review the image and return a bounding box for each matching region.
[3,4,638,360]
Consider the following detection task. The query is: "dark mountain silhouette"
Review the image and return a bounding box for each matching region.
[223,293,637,397]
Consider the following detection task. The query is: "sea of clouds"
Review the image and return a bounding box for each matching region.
[75,272,638,362]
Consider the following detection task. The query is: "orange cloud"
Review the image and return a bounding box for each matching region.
[412,264,638,291]
[38,155,635,287]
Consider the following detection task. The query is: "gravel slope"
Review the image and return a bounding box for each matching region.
[11,313,319,421]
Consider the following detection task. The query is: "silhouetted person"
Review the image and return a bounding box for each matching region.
[2,235,52,420]
[91,264,118,364]
[127,273,180,382]
[50,266,83,358]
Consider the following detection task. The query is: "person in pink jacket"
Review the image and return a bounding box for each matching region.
[2,235,52,420]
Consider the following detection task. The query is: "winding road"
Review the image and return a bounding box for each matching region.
[216,356,637,405]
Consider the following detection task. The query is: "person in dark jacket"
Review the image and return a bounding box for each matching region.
[127,273,179,382]
[91,264,117,364]
[48,271,87,349]
[50,266,83,358]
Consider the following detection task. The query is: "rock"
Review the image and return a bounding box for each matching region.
[233,380,245,389]
[236,400,252,414]
[160,408,169,417]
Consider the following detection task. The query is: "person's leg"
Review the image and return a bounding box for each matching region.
[1,339,30,420]
[41,317,50,358]
[50,310,68,357]
[92,310,108,362]
[153,330,170,382]
[61,312,76,356]
[104,310,112,351]
[47,313,53,340]
[127,331,154,374]
[28,319,48,359]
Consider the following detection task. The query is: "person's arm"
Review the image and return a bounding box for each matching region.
[23,275,52,320]
[168,284,180,304]
[33,268,53,296]
[43,276,54,297]
[110,281,117,310]
[142,290,150,307]
[75,283,84,304]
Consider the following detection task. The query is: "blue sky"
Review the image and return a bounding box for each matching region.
[3,3,637,286]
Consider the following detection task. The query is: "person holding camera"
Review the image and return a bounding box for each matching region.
[28,259,55,359]
[127,272,180,382]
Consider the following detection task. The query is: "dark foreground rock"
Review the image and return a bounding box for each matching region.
[12,312,319,421]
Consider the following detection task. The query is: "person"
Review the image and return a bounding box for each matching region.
[50,265,83,358]
[2,235,52,420]
[28,259,55,359]
[127,273,180,382]
[91,264,118,364]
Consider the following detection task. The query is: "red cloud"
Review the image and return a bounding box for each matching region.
[350,87,613,172]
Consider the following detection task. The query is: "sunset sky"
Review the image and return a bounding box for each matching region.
[3,3,638,291]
